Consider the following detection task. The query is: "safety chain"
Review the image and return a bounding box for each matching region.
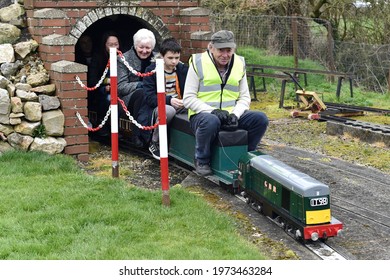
[117,50,156,77]
[76,107,111,132]
[76,98,158,132]
[117,97,159,130]
[75,49,158,132]
[75,49,156,90]
[75,62,110,91]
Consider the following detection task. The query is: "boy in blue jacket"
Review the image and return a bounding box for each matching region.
[142,38,189,160]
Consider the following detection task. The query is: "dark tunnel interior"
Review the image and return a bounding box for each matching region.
[75,14,162,65]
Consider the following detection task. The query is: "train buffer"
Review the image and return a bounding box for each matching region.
[290,90,327,120]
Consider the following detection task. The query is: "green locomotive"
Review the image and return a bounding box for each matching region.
[238,152,343,241]
[168,112,343,242]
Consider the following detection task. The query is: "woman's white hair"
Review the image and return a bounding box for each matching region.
[133,28,156,49]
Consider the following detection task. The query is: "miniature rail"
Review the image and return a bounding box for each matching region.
[324,102,390,115]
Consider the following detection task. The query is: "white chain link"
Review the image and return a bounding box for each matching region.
[119,54,156,75]
[76,107,111,131]
[123,107,143,129]
[76,111,88,128]
[75,66,109,90]
[99,106,112,127]
[75,51,158,132]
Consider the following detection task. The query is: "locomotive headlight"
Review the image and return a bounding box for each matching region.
[311,232,319,241]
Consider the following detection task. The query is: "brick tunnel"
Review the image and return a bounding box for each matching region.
[23,0,213,161]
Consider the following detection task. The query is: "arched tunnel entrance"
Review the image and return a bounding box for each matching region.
[73,14,163,131]
[75,14,163,57]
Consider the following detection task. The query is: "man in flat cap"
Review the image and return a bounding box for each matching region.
[183,30,269,176]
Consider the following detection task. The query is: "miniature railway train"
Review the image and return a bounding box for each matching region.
[89,109,343,242]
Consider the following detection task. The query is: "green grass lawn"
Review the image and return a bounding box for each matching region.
[0,150,266,260]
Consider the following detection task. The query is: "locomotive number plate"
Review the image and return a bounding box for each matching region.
[310,197,328,206]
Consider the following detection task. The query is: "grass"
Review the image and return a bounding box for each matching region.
[0,150,267,260]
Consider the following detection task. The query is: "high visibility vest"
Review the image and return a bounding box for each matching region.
[188,51,245,117]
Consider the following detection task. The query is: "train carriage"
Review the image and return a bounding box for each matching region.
[169,112,247,188]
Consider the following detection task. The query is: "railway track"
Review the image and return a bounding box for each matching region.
[304,242,346,260]
[320,115,390,134]
[324,102,390,115]
[319,103,390,134]
[331,197,390,231]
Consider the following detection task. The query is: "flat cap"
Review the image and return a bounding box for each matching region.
[211,30,236,49]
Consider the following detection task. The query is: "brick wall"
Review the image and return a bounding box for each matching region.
[23,0,213,161]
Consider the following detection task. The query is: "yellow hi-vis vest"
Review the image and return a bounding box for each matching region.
[188,51,245,118]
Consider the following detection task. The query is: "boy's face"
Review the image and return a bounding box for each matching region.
[163,51,180,72]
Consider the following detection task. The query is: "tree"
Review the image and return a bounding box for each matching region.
[201,0,390,44]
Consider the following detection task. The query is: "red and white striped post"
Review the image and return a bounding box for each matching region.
[110,47,119,178]
[156,58,170,206]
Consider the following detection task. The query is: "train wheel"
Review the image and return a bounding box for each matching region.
[250,202,262,213]
[294,229,303,240]
[242,193,250,204]
[275,216,286,229]
[319,232,328,242]
[290,110,300,118]
[308,113,320,120]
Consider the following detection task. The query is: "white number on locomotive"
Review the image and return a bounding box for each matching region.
[310,197,328,207]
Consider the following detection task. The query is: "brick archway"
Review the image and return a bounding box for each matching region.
[71,6,171,52]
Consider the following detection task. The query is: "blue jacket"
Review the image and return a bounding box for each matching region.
[143,61,189,108]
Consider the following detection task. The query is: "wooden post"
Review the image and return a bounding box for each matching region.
[292,15,299,69]
[327,21,336,83]
[388,69,390,92]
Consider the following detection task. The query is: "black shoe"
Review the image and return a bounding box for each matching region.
[149,141,160,160]
[194,160,212,176]
[131,135,144,148]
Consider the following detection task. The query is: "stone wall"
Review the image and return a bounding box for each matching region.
[0,1,67,155]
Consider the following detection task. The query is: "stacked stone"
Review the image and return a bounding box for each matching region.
[0,1,66,155]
